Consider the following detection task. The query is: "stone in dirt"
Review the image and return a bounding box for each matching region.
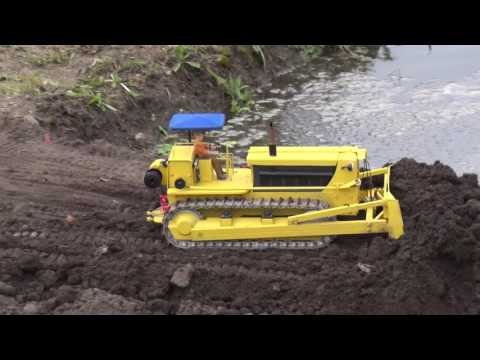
[38,269,58,288]
[65,214,75,225]
[66,273,82,285]
[55,254,68,268]
[39,297,59,313]
[0,295,20,315]
[177,300,218,315]
[18,254,41,273]
[170,264,195,288]
[69,139,86,147]
[134,132,146,143]
[357,263,374,274]
[54,288,144,315]
[95,245,109,257]
[470,223,480,241]
[0,294,17,307]
[24,115,39,127]
[148,299,172,314]
[23,302,40,315]
[466,199,480,219]
[0,281,16,296]
[56,285,79,304]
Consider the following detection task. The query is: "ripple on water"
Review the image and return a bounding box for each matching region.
[215,49,480,174]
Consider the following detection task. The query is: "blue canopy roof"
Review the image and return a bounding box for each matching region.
[169,113,225,132]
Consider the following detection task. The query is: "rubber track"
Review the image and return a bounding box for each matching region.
[162,197,333,250]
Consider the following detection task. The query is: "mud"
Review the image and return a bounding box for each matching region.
[30,46,304,150]
[0,122,479,315]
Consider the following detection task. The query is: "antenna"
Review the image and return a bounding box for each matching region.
[268,121,277,157]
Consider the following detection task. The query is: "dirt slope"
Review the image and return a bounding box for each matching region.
[0,123,478,315]
[1,45,305,150]
[0,45,478,314]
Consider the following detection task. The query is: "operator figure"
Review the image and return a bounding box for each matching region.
[192,132,227,180]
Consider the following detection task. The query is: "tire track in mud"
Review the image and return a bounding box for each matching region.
[0,134,162,312]
[0,132,479,314]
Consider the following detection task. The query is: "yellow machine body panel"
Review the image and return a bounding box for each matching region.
[167,145,195,188]
[165,145,365,212]
[247,146,366,166]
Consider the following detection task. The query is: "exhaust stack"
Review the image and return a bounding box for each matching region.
[268,121,277,156]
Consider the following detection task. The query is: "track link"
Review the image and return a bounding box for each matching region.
[162,197,333,250]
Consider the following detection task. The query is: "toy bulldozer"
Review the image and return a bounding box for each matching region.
[144,113,404,249]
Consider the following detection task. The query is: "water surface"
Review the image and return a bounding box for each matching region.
[217,45,480,175]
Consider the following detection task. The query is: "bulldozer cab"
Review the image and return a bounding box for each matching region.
[167,113,233,187]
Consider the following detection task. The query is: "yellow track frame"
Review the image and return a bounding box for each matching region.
[148,166,404,242]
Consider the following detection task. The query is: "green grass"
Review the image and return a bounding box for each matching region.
[87,57,116,77]
[66,75,114,111]
[66,84,117,112]
[291,45,326,59]
[89,57,160,78]
[293,45,390,61]
[88,91,118,112]
[66,70,140,112]
[119,59,148,73]
[0,73,48,96]
[251,45,266,70]
[224,75,254,114]
[216,47,232,68]
[172,45,201,73]
[106,72,139,98]
[27,49,71,66]
[236,45,267,69]
[156,143,173,156]
[206,67,254,115]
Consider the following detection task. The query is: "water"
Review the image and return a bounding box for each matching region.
[213,45,480,175]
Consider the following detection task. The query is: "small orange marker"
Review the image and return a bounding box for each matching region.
[44,133,52,144]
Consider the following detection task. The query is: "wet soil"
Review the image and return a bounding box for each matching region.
[0,45,479,314]
[28,45,303,149]
[0,122,479,314]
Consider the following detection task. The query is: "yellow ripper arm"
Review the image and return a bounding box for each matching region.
[359,167,390,178]
[287,197,403,239]
[288,200,385,224]
[288,165,404,239]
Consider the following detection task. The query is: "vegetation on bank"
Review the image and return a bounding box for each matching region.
[291,45,393,61]
[63,45,389,116]
[0,45,389,118]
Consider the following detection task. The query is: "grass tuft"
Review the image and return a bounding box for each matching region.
[172,45,201,73]
[0,73,49,96]
[27,49,72,66]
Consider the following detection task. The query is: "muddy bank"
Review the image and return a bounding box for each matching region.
[1,46,308,149]
[1,45,385,152]
[0,45,478,314]
[0,130,478,314]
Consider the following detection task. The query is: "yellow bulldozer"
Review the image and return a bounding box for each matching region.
[144,113,404,249]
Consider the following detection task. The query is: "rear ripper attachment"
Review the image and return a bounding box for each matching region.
[145,113,405,249]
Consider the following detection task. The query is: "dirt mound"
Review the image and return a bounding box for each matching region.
[53,288,145,315]
[0,132,478,314]
[25,46,304,149]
